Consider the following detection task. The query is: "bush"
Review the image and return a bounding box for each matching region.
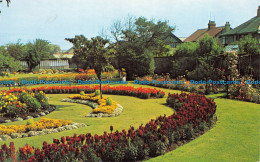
[27,119,34,125]
[34,91,49,109]
[95,90,100,96]
[6,104,21,118]
[80,91,85,96]
[106,97,113,106]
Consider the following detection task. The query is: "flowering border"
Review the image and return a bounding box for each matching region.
[0,105,56,124]
[0,122,87,141]
[6,85,165,99]
[61,98,123,117]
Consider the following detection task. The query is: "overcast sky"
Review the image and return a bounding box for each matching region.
[0,0,259,50]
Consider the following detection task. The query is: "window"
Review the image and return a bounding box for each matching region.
[222,37,226,45]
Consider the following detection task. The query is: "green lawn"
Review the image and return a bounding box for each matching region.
[149,97,260,162]
[0,83,259,161]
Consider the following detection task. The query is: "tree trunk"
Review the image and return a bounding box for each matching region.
[98,76,102,99]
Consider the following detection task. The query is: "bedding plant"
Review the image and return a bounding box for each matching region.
[0,90,49,118]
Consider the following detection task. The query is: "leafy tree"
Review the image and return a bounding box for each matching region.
[239,36,260,56]
[33,39,55,59]
[66,35,89,69]
[238,36,260,75]
[185,34,221,94]
[24,39,56,71]
[66,35,112,99]
[49,44,61,55]
[25,42,41,72]
[171,42,198,77]
[111,16,173,78]
[6,41,27,60]
[0,46,23,74]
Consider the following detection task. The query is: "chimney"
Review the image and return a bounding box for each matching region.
[224,21,231,32]
[208,20,216,30]
[257,6,260,17]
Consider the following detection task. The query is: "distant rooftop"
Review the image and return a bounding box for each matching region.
[184,21,226,42]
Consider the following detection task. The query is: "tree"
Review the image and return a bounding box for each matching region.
[66,35,112,99]
[25,42,41,72]
[66,35,90,69]
[186,34,221,94]
[111,16,174,79]
[6,41,27,60]
[172,42,198,77]
[238,36,260,75]
[0,46,23,74]
[49,44,61,55]
[24,39,55,71]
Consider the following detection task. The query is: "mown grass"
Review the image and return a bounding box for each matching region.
[0,82,259,161]
[149,96,260,162]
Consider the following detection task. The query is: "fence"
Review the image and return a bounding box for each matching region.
[21,59,70,70]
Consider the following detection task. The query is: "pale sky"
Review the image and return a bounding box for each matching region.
[0,0,259,50]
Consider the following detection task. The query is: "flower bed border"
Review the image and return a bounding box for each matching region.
[61,98,123,117]
[6,85,166,99]
[0,105,56,124]
[0,122,87,141]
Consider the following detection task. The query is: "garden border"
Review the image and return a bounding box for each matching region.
[0,105,56,124]
[61,98,123,117]
[0,122,87,141]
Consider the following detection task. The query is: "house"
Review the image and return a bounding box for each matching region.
[220,6,260,46]
[162,31,183,48]
[184,21,231,42]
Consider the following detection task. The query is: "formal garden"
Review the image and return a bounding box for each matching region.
[0,6,259,161]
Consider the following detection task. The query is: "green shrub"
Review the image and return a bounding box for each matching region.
[106,97,113,105]
[95,90,100,96]
[34,91,49,109]
[6,104,21,118]
[27,119,34,125]
[80,91,85,96]
[18,92,41,112]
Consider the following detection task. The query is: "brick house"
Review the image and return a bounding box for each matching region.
[220,6,260,46]
[184,21,231,42]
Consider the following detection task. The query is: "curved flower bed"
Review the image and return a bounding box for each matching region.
[62,98,124,118]
[6,85,165,99]
[0,93,217,161]
[0,118,87,141]
[0,90,53,124]
[62,91,123,117]
[0,105,56,124]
